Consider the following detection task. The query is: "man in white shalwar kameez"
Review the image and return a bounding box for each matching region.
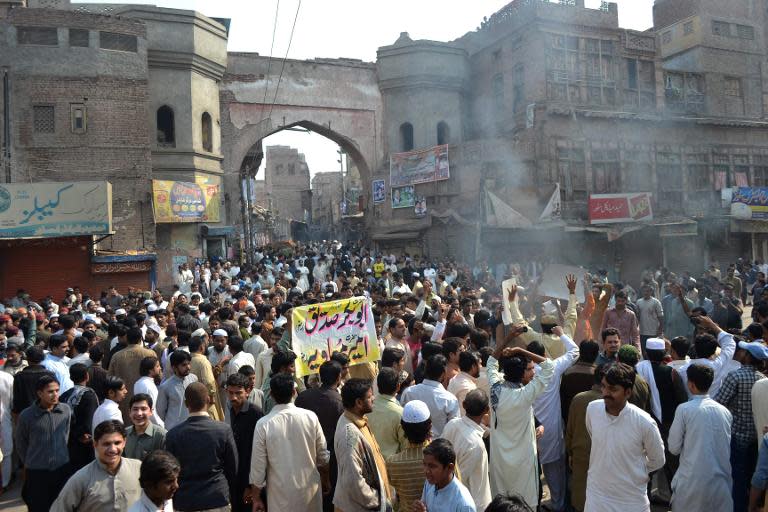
[668,363,733,512]
[488,325,556,509]
[250,373,330,512]
[531,330,579,511]
[585,362,665,512]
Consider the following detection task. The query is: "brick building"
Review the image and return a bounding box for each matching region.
[370,0,768,279]
[311,171,343,238]
[263,145,312,224]
[0,0,230,297]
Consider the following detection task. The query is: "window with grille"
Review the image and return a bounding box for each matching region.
[70,104,86,134]
[724,78,743,97]
[17,26,58,46]
[685,152,710,190]
[592,148,621,193]
[99,31,137,52]
[558,146,586,200]
[662,31,672,44]
[33,106,55,133]
[69,28,89,47]
[712,21,731,37]
[625,149,653,191]
[736,25,755,40]
[683,21,694,35]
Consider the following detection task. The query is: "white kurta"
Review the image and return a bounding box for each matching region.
[297,266,310,292]
[0,372,12,487]
[488,356,554,509]
[441,416,492,511]
[250,403,330,511]
[533,334,579,464]
[667,395,733,512]
[677,331,736,398]
[585,400,665,512]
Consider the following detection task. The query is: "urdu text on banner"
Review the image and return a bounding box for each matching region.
[291,297,380,377]
[389,144,450,188]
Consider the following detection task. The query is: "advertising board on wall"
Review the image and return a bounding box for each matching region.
[0,181,112,239]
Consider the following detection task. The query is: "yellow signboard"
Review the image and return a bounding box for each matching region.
[291,297,380,377]
[152,175,220,223]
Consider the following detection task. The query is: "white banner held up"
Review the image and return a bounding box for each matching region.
[537,264,587,303]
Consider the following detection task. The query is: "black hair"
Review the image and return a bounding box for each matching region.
[238,365,255,377]
[377,367,399,395]
[188,336,204,353]
[139,450,180,488]
[341,378,372,409]
[458,351,479,372]
[319,360,343,387]
[382,347,405,368]
[420,342,443,361]
[694,333,719,359]
[603,362,636,390]
[500,356,529,383]
[170,350,192,367]
[746,323,764,340]
[423,438,456,466]
[73,336,89,355]
[48,334,68,350]
[270,350,297,374]
[526,341,546,357]
[89,344,104,364]
[36,373,59,391]
[484,493,535,512]
[130,393,153,409]
[424,354,448,381]
[139,356,158,377]
[93,419,127,442]
[646,348,666,363]
[445,323,470,339]
[401,417,432,444]
[601,327,620,342]
[127,327,143,345]
[330,351,350,367]
[671,336,691,359]
[687,363,715,393]
[105,376,125,395]
[69,363,89,384]
[579,340,599,363]
[228,336,245,353]
[463,388,489,417]
[226,372,251,389]
[270,373,296,404]
[26,346,45,364]
[442,337,464,358]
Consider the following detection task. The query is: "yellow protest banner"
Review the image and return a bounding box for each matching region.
[291,297,379,377]
[152,174,220,223]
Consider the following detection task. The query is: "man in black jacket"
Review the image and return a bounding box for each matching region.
[59,363,99,471]
[11,346,53,416]
[224,373,262,512]
[165,381,238,512]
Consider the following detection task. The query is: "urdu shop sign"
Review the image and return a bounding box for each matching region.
[0,181,112,239]
[589,193,653,225]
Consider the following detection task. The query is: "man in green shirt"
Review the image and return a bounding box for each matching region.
[124,393,166,460]
[367,367,407,458]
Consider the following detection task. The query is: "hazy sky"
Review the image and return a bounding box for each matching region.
[85,0,656,181]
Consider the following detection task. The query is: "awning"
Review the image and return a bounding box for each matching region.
[201,225,236,237]
[372,231,421,241]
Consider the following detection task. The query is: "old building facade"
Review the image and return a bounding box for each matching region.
[0,0,230,295]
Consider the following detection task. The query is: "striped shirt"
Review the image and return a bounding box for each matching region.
[386,443,428,512]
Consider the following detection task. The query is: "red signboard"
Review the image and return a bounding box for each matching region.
[589,193,653,225]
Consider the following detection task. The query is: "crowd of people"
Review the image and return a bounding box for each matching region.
[1,240,768,512]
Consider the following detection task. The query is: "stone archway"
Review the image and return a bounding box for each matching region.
[220,53,384,249]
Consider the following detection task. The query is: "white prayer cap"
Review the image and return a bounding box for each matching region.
[143,299,153,305]
[115,308,127,316]
[412,272,420,277]
[274,317,287,328]
[96,307,106,313]
[212,329,228,337]
[646,338,666,351]
[148,324,162,336]
[192,328,207,338]
[147,304,158,313]
[402,400,431,424]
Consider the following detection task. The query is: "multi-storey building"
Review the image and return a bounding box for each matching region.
[372,0,768,278]
[0,0,230,295]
